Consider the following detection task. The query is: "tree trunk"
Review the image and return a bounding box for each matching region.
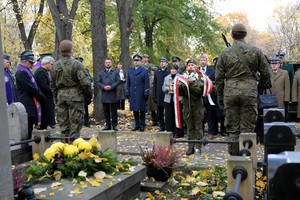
[90,0,108,122]
[117,0,137,71]
[47,0,79,59]
[11,0,45,50]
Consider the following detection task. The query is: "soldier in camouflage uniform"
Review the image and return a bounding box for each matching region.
[50,40,93,139]
[215,23,271,155]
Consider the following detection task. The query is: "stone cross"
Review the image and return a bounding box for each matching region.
[0,26,14,199]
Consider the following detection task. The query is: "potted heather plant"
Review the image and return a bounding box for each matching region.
[139,144,181,181]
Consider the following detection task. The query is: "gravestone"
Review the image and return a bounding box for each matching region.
[8,102,28,147]
[0,26,14,199]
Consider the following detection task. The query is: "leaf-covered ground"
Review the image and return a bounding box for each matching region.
[47,102,299,199]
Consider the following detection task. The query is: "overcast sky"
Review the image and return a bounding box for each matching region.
[212,0,295,31]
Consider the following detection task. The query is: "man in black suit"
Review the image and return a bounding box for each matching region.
[16,51,45,139]
[199,55,218,139]
[34,56,55,129]
[153,57,170,131]
[97,58,120,131]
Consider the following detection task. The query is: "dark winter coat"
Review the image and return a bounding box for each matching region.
[153,68,170,106]
[97,68,121,103]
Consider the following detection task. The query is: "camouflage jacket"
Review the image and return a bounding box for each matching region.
[50,56,93,102]
[215,40,271,101]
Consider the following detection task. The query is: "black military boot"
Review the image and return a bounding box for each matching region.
[186,146,195,155]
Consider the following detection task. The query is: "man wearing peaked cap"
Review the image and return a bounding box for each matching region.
[270,56,290,109]
[215,23,270,155]
[133,54,142,61]
[15,50,46,139]
[126,54,150,132]
[276,51,294,94]
[3,54,18,104]
[153,57,170,132]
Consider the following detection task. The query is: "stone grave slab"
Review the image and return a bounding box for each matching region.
[32,166,146,200]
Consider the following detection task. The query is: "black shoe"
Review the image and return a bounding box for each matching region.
[113,126,118,131]
[103,126,111,130]
[140,127,145,132]
[159,127,165,131]
[132,127,140,131]
[186,148,195,156]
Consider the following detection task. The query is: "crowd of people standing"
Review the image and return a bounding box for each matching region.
[4,23,300,155]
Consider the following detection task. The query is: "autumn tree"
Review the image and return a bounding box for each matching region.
[269,2,300,63]
[47,0,79,58]
[11,0,45,50]
[90,0,108,121]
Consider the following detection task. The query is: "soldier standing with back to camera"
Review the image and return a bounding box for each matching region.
[215,23,270,155]
[51,40,93,139]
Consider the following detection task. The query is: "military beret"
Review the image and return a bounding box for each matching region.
[159,57,168,62]
[59,40,73,52]
[275,51,285,58]
[270,57,280,64]
[20,51,35,63]
[232,23,247,33]
[172,56,181,62]
[186,58,197,65]
[133,54,142,61]
[3,54,10,61]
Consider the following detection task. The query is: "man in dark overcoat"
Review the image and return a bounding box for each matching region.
[34,56,55,129]
[126,54,150,132]
[153,57,170,131]
[97,58,120,131]
[16,51,45,139]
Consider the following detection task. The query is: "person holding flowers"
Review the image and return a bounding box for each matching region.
[178,59,206,155]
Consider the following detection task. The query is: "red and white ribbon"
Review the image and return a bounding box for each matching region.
[174,71,214,128]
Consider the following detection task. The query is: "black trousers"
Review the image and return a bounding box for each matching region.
[157,105,165,129]
[117,99,125,110]
[133,111,146,128]
[102,102,118,127]
[204,103,218,135]
[164,101,184,137]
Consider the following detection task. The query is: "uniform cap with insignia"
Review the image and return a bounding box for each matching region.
[159,57,168,62]
[20,51,35,63]
[172,56,181,62]
[3,54,10,61]
[270,57,280,64]
[133,54,142,61]
[59,40,73,52]
[275,51,285,58]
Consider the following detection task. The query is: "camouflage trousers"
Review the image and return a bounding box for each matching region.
[224,95,257,155]
[56,100,85,137]
[183,98,204,149]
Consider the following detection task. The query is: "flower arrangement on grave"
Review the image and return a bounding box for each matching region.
[26,136,137,183]
[140,144,182,181]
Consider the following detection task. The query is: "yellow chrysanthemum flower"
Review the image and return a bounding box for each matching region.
[88,137,101,150]
[73,138,85,146]
[64,144,79,157]
[78,141,92,151]
[51,142,65,151]
[44,147,57,161]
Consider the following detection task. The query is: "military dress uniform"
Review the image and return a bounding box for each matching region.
[126,54,150,131]
[51,40,93,138]
[215,23,270,155]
